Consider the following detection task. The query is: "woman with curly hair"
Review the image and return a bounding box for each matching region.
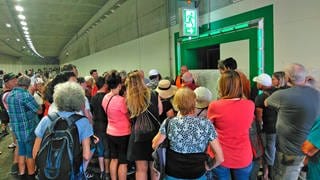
[125,70,163,180]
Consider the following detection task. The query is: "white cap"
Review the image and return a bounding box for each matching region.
[253,73,272,86]
[194,87,212,108]
[149,69,159,77]
[35,77,44,84]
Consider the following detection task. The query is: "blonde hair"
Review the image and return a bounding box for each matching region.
[173,88,196,116]
[125,71,151,118]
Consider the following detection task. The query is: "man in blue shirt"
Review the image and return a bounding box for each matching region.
[6,75,42,179]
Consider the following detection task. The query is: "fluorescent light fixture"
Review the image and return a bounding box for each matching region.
[18,14,26,20]
[16,38,20,42]
[20,21,27,26]
[22,26,28,30]
[15,5,24,12]
[6,23,11,28]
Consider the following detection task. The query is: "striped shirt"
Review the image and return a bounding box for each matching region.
[7,87,39,142]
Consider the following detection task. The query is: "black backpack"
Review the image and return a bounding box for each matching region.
[0,90,10,122]
[36,113,85,180]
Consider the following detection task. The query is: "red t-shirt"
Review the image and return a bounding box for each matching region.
[91,84,98,97]
[207,98,254,168]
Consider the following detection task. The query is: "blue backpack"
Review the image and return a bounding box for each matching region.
[36,113,85,180]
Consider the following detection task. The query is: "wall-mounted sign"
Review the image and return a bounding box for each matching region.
[179,8,199,37]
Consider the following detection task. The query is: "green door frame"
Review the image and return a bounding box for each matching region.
[174,5,274,83]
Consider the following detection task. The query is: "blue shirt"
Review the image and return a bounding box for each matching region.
[7,87,39,142]
[35,111,93,142]
[160,115,217,153]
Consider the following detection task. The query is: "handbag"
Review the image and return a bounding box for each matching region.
[134,109,160,142]
[249,118,264,159]
[152,118,170,180]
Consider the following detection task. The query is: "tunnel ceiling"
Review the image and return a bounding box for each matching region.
[0,0,240,61]
[0,0,108,59]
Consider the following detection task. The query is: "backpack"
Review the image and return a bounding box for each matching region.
[134,91,160,142]
[0,90,10,123]
[36,113,85,180]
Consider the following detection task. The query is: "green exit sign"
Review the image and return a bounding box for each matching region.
[179,8,199,37]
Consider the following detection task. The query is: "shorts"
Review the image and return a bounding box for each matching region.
[96,132,110,158]
[107,134,130,164]
[17,134,35,158]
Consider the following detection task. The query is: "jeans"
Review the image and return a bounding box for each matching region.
[262,133,276,165]
[96,132,110,158]
[213,163,253,180]
[250,158,261,180]
[272,151,305,180]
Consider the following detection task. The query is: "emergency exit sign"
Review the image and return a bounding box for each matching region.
[179,8,199,37]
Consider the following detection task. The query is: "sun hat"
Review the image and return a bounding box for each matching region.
[156,79,177,99]
[194,87,212,109]
[253,73,272,86]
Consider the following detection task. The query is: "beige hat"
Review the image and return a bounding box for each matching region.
[194,87,212,108]
[156,79,177,99]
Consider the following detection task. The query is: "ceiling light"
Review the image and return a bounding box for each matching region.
[22,26,28,30]
[23,31,29,34]
[6,23,11,28]
[18,14,26,20]
[16,38,20,42]
[15,5,24,12]
[25,34,30,38]
[20,21,27,26]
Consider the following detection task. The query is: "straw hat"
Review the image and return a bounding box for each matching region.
[156,79,177,99]
[194,87,212,108]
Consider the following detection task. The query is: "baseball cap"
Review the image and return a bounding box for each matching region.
[253,73,272,86]
[149,69,159,77]
[3,73,17,83]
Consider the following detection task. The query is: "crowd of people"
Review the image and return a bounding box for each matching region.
[0,58,319,180]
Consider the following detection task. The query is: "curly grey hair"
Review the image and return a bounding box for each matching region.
[53,81,85,112]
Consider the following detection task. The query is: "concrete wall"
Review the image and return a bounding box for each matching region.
[201,0,320,71]
[66,0,320,77]
[72,29,171,78]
